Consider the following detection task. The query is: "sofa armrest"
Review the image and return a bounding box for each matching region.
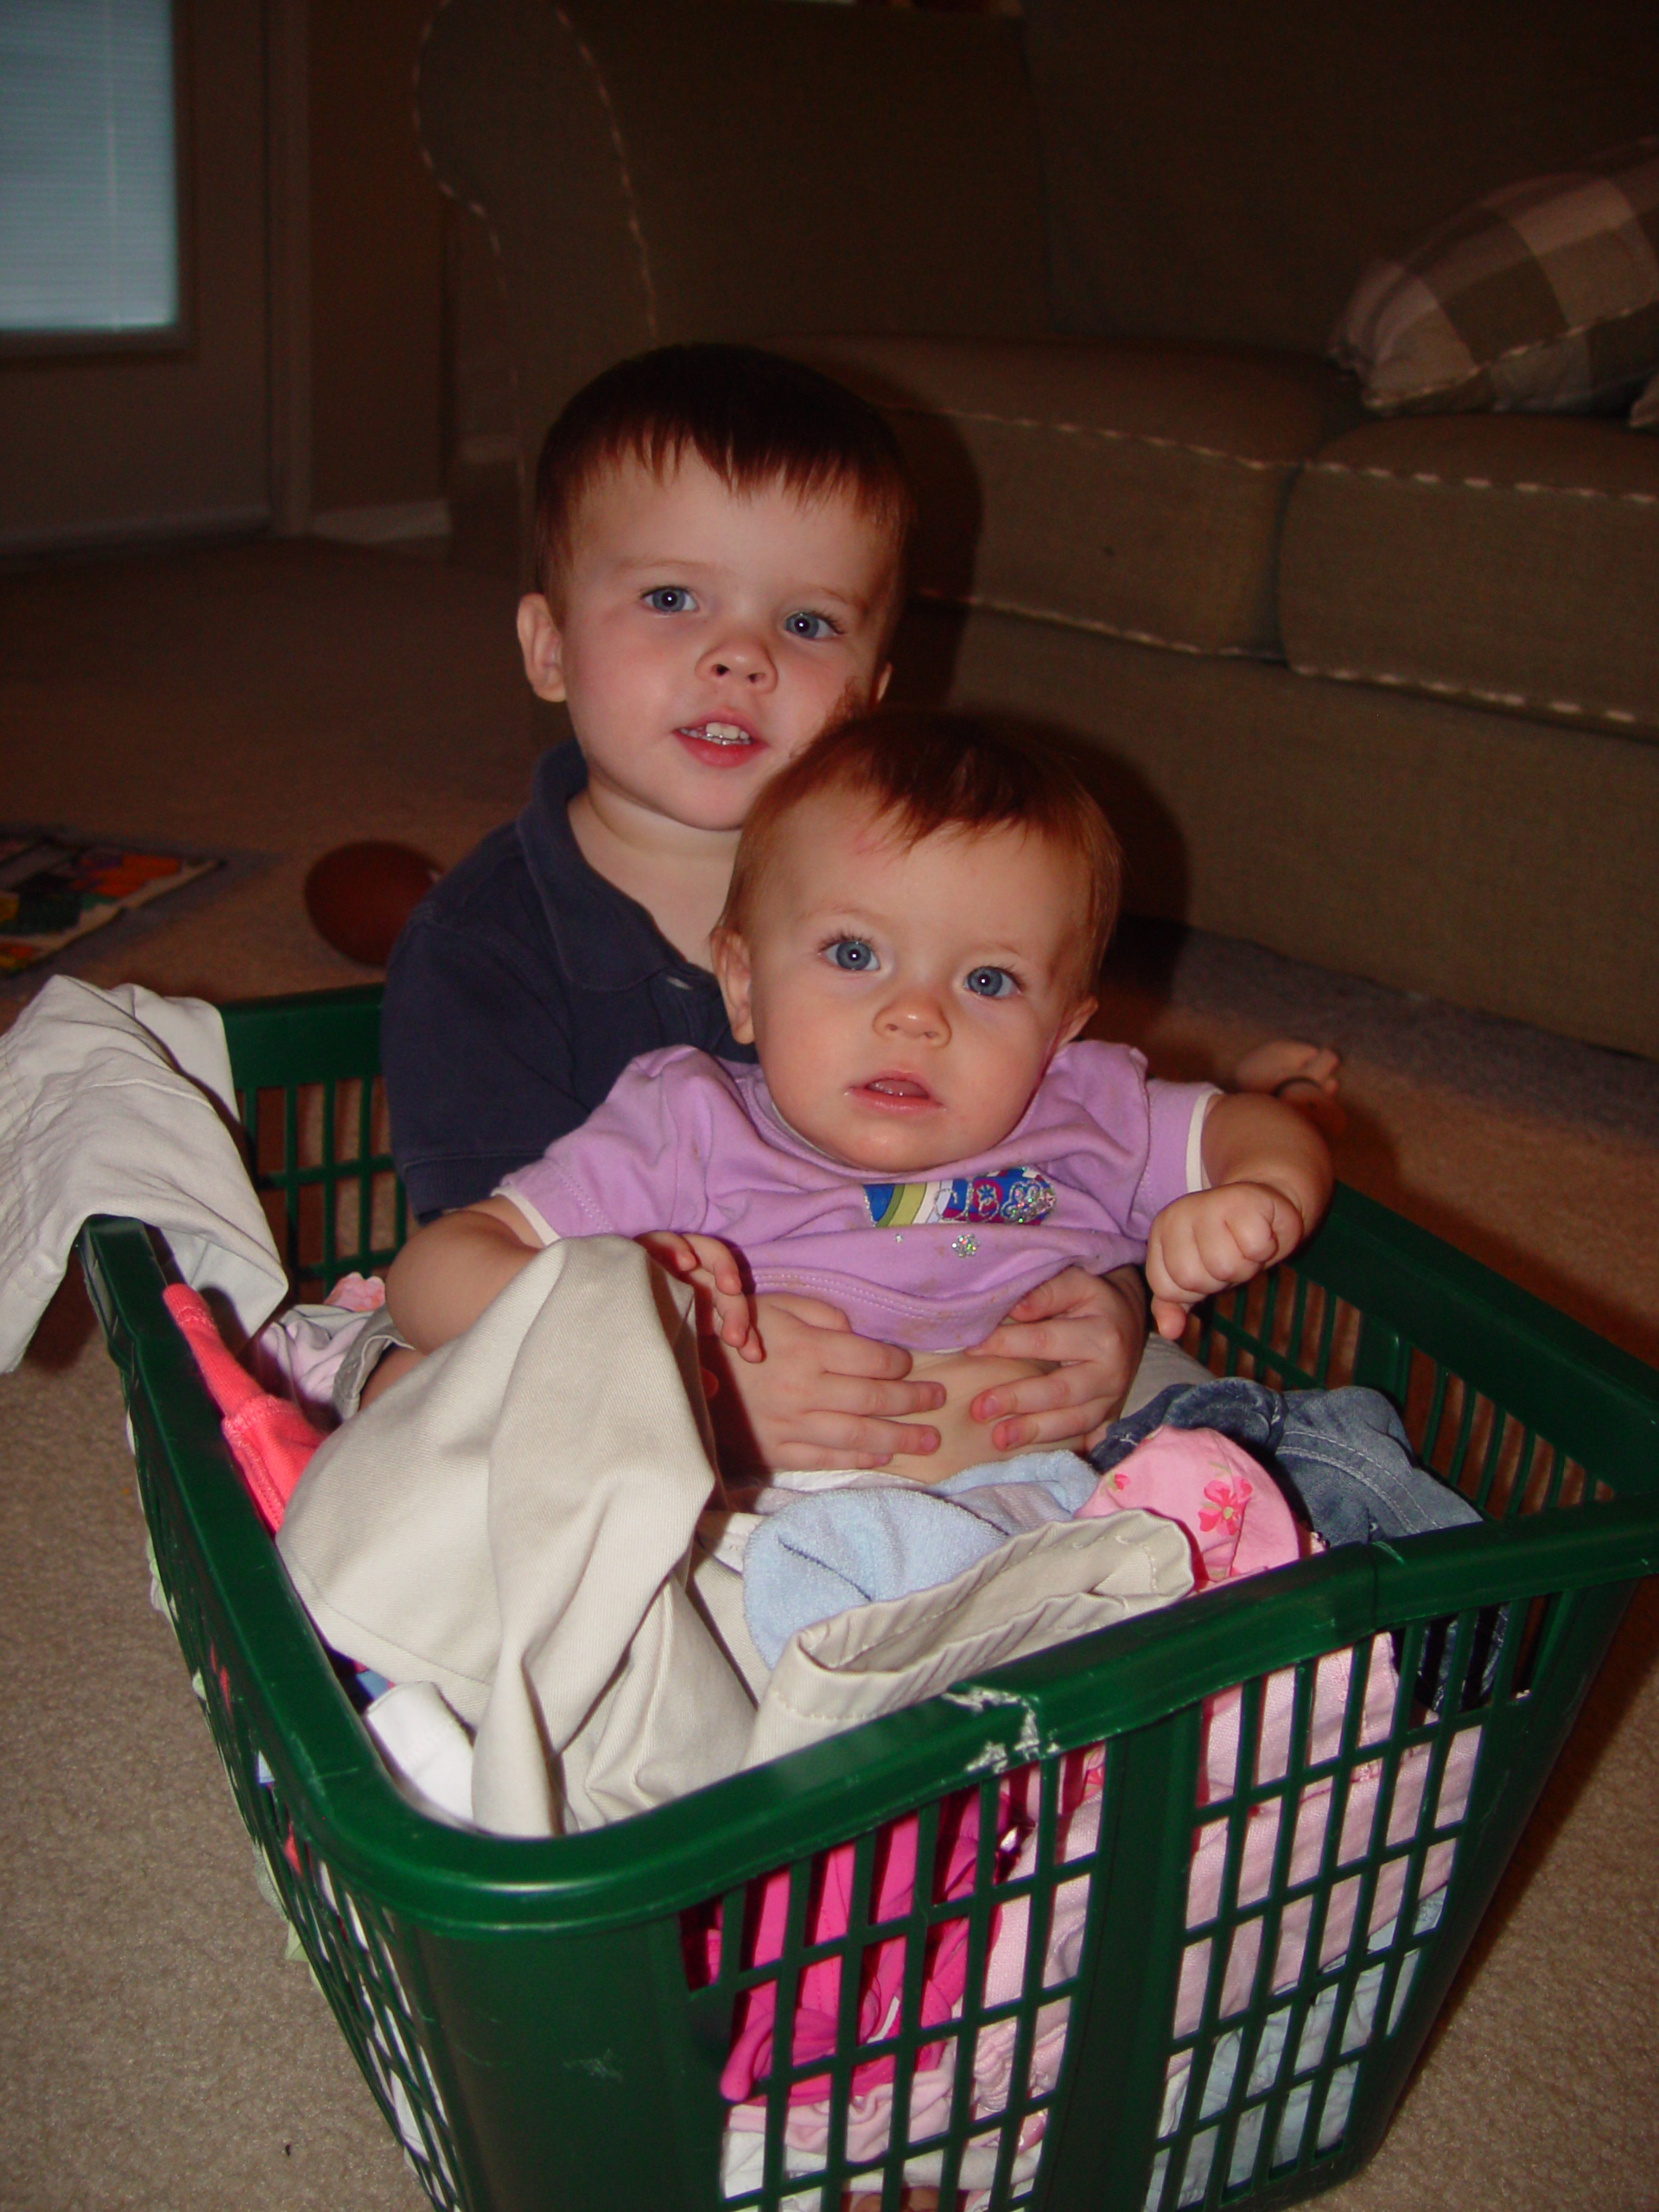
[417,0,1056,495]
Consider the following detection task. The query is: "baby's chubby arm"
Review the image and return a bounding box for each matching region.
[384,1200,760,1362]
[1145,1092,1334,1340]
[383,1194,544,1351]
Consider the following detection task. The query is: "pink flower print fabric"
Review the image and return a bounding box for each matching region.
[1075,1423,1302,1586]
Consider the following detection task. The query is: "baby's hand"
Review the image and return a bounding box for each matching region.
[1144,1185,1306,1340]
[635,1231,763,1363]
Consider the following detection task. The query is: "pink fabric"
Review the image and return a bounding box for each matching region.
[1077,1424,1476,2030]
[715,1792,988,2104]
[500,1041,1214,1352]
[162,1284,326,1533]
[722,1433,1481,2190]
[1076,1421,1300,1586]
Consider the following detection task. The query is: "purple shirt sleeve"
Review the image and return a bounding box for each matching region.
[496,1050,697,1243]
[1133,1077,1218,1234]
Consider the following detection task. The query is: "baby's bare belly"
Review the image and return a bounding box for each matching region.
[884,1351,1085,1484]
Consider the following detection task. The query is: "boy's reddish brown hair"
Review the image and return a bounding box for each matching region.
[533,343,915,623]
[721,709,1125,998]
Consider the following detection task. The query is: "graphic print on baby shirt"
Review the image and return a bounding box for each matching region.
[862,1164,1057,1230]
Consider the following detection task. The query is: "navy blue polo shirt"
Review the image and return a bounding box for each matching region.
[383,742,753,1221]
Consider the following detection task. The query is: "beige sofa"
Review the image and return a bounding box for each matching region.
[416,0,1659,1058]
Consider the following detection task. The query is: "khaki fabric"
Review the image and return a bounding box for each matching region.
[785,335,1361,658]
[1022,0,1659,357]
[747,1516,1192,1771]
[277,1236,1195,1839]
[1280,414,1659,739]
[277,1237,753,1837]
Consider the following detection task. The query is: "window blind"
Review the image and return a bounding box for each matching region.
[0,0,179,335]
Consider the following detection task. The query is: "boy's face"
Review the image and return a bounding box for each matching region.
[518,453,898,838]
[714,791,1097,1173]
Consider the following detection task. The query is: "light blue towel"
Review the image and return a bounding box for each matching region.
[742,1452,1099,1669]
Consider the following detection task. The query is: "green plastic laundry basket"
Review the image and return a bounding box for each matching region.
[77,984,1659,2212]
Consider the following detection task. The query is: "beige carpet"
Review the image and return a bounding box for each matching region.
[2,538,1655,2212]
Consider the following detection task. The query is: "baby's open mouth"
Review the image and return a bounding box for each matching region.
[861,1077,935,1103]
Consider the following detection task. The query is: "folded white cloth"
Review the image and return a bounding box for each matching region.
[0,977,287,1370]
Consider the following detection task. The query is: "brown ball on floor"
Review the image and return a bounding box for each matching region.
[303,841,442,969]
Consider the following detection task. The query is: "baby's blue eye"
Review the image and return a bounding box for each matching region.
[827,938,877,972]
[965,966,1017,999]
[644,586,693,613]
[784,610,836,639]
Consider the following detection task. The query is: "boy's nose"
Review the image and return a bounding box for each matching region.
[700,632,776,687]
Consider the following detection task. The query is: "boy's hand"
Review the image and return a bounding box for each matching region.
[702,1294,946,1477]
[635,1230,762,1363]
[963,1264,1147,1451]
[1144,1184,1306,1339]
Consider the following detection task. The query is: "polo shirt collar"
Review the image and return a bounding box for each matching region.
[517,741,704,993]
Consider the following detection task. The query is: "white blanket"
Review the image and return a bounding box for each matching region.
[0,977,287,1370]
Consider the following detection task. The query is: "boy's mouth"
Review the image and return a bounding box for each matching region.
[677,719,758,753]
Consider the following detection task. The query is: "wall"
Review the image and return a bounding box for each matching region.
[308,0,446,518]
[0,0,269,550]
[0,0,448,552]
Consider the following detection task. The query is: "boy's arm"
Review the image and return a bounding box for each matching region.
[962,1264,1147,1450]
[1146,1093,1334,1338]
[383,1195,543,1352]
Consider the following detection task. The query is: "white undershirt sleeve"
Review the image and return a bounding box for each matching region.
[1185,1087,1222,1193]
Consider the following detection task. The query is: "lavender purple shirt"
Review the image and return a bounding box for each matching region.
[499,1042,1217,1353]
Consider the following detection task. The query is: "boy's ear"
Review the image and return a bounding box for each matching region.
[709,928,756,1044]
[517,593,568,702]
[874,662,893,703]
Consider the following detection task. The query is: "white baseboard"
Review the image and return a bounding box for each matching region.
[309,499,452,546]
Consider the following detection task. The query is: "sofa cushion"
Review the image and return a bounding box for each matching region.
[1331,140,1659,415]
[779,336,1362,658]
[1021,0,1659,359]
[1279,413,1659,737]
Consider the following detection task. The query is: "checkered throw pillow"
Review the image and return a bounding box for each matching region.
[1331,138,1659,414]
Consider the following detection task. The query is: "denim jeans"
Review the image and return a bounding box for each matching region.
[1090,1378,1498,1703]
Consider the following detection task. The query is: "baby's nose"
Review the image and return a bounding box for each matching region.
[880,993,948,1041]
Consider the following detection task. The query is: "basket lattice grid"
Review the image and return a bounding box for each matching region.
[74,986,1659,2212]
[124,1337,465,2209]
[695,1748,1117,2208]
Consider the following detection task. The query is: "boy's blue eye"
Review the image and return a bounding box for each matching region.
[827,938,877,972]
[644,586,694,613]
[784,610,836,639]
[964,966,1017,999]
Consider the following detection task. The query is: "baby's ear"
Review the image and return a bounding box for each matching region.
[517,594,567,702]
[709,928,756,1044]
[1058,993,1096,1048]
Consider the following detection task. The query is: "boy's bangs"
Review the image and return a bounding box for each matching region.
[534,343,915,599]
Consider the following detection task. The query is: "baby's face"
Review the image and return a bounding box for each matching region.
[520,452,898,839]
[715,792,1096,1173]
